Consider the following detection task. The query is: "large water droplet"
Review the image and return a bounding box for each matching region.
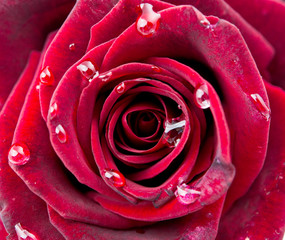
[136,3,161,36]
[15,223,38,240]
[98,71,112,82]
[8,143,30,165]
[163,117,186,147]
[55,124,67,143]
[103,168,126,187]
[77,60,99,81]
[69,43,76,51]
[194,84,210,109]
[250,93,271,121]
[40,66,54,85]
[49,102,58,120]
[115,82,126,94]
[174,183,201,205]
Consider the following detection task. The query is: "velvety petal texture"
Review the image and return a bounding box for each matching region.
[0,0,284,239]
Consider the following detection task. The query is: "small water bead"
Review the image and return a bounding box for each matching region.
[98,71,112,82]
[250,93,271,121]
[39,66,54,85]
[116,82,126,94]
[136,3,161,36]
[163,118,186,148]
[15,223,38,240]
[77,60,99,81]
[174,183,201,205]
[103,168,126,187]
[49,102,58,120]
[200,18,211,28]
[151,65,161,73]
[194,84,210,109]
[35,84,40,91]
[69,43,76,51]
[8,143,30,166]
[55,124,67,143]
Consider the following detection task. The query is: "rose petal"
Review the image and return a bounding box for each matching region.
[0,0,74,110]
[225,0,285,88]
[0,51,64,239]
[217,82,285,239]
[50,197,224,240]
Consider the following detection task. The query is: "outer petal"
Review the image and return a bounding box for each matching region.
[217,82,285,240]
[49,197,225,240]
[0,52,64,239]
[225,0,285,88]
[0,0,74,110]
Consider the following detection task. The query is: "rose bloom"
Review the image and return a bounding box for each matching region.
[0,0,285,239]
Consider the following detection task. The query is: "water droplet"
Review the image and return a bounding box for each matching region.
[55,124,67,143]
[15,223,38,240]
[115,82,126,94]
[200,19,211,28]
[49,102,58,120]
[35,84,40,91]
[194,84,210,109]
[178,104,182,110]
[136,3,161,36]
[8,143,30,165]
[151,65,161,72]
[39,66,54,85]
[174,183,201,205]
[103,169,126,187]
[163,117,186,148]
[69,43,76,51]
[98,71,112,82]
[250,94,270,121]
[77,60,99,81]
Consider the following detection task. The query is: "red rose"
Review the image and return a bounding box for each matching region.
[1,0,285,239]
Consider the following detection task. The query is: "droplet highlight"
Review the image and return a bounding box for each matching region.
[49,102,58,120]
[174,183,201,205]
[163,117,186,147]
[136,3,161,36]
[151,65,161,72]
[250,93,271,121]
[98,71,112,82]
[104,169,126,187]
[55,124,67,143]
[8,143,30,166]
[69,43,76,51]
[15,223,38,240]
[40,66,54,85]
[77,60,99,81]
[116,82,126,94]
[194,84,210,109]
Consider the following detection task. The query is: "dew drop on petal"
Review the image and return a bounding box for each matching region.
[163,117,186,148]
[15,223,38,240]
[35,84,40,91]
[8,143,30,166]
[69,43,76,51]
[40,66,54,85]
[98,71,112,82]
[151,65,161,72]
[115,82,126,94]
[136,3,161,36]
[250,93,271,121]
[103,168,126,187]
[77,60,99,81]
[55,124,67,143]
[200,18,211,28]
[174,183,201,205]
[194,84,210,109]
[49,102,58,120]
